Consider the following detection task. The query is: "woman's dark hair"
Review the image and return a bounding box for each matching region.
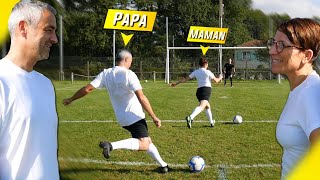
[199,57,208,67]
[278,18,320,60]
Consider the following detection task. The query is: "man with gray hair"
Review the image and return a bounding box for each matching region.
[0,0,59,179]
[63,49,170,173]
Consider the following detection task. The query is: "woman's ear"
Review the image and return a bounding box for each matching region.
[304,49,314,63]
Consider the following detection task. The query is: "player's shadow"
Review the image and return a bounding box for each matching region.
[60,168,146,176]
[151,167,190,173]
[171,125,214,128]
[60,166,189,178]
[222,122,241,125]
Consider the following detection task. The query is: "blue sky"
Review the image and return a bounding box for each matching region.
[252,0,320,18]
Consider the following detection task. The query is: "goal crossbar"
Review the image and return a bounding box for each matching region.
[168,46,267,50]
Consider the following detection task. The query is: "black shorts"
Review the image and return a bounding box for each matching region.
[123,119,149,138]
[196,87,212,101]
[225,73,231,79]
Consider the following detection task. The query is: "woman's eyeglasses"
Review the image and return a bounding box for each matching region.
[267,38,302,53]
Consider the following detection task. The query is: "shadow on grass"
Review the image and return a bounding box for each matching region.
[171,125,214,128]
[222,122,240,125]
[151,167,190,173]
[60,166,190,178]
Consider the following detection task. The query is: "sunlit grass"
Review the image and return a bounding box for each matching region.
[55,80,288,179]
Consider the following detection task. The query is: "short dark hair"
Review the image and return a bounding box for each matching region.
[199,57,208,67]
[278,18,320,60]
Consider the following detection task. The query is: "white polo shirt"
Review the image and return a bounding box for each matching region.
[90,66,145,126]
[276,71,320,179]
[189,68,216,88]
[0,58,59,180]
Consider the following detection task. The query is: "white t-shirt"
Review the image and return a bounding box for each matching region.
[276,71,320,179]
[189,68,216,88]
[90,66,145,126]
[0,58,59,180]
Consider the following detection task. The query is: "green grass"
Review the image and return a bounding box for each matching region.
[55,80,289,179]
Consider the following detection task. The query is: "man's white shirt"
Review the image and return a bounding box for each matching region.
[0,58,59,180]
[91,66,145,126]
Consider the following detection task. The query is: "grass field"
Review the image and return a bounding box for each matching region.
[55,80,289,180]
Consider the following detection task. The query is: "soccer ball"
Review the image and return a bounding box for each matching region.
[188,156,205,172]
[233,115,243,124]
[145,80,148,83]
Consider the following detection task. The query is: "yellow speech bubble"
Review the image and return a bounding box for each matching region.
[200,45,210,55]
[121,32,133,46]
[104,9,156,32]
[0,0,19,45]
[287,140,320,180]
[187,26,228,44]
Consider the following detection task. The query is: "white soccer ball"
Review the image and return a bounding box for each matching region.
[145,80,148,83]
[233,115,243,124]
[188,156,205,172]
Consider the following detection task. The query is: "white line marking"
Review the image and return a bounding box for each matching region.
[59,120,278,123]
[218,167,227,180]
[59,157,280,169]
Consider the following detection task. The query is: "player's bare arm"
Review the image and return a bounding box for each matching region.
[170,76,190,87]
[135,89,161,128]
[63,84,95,105]
[212,74,223,83]
[309,128,320,147]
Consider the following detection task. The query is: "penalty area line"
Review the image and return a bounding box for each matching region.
[59,157,280,169]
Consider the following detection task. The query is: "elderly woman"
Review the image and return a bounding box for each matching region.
[267,18,320,179]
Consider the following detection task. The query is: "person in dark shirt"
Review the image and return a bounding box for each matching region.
[223,58,235,87]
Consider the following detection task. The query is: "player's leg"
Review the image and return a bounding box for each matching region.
[99,121,142,159]
[186,87,211,128]
[138,137,167,166]
[225,73,230,87]
[133,121,168,173]
[189,100,206,120]
[205,103,214,127]
[230,76,233,87]
[99,120,169,173]
[186,88,202,128]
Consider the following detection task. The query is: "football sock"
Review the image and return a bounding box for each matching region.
[111,138,139,150]
[205,108,214,124]
[147,143,168,167]
[190,106,203,120]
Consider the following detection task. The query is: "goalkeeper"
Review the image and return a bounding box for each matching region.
[223,58,235,87]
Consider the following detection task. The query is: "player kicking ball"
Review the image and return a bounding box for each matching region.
[63,49,170,173]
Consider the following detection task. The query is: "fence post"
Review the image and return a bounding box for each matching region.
[87,61,90,80]
[71,72,74,84]
[153,71,156,83]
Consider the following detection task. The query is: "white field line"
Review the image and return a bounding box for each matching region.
[59,120,278,123]
[218,166,228,180]
[59,157,280,169]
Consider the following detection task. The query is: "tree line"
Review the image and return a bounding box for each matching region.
[4,0,319,77]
